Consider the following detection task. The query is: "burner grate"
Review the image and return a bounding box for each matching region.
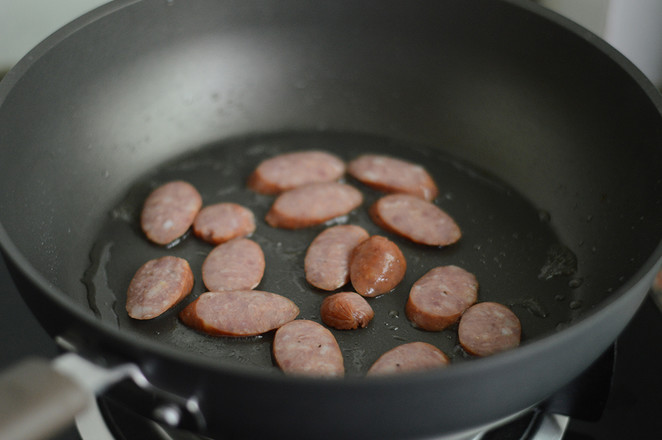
[78,346,615,440]
[77,397,567,440]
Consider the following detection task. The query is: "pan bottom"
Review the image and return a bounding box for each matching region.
[82,130,585,376]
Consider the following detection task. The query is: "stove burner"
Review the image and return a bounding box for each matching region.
[74,344,615,440]
[478,412,568,440]
[77,396,568,440]
[78,345,613,440]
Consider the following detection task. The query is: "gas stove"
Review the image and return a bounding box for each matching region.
[1,252,660,440]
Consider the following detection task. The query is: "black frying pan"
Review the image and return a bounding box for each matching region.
[0,0,661,439]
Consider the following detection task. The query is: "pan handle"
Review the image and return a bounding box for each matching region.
[0,353,135,440]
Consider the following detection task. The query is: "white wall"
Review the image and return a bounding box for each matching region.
[0,0,107,71]
[604,0,662,89]
[539,0,662,88]
[539,0,611,36]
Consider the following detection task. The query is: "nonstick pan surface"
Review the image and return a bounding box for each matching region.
[0,0,661,438]
[84,130,588,376]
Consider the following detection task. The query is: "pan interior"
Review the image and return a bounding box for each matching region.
[83,131,587,376]
[0,0,659,382]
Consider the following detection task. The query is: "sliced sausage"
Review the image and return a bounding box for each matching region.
[349,235,406,297]
[348,154,438,201]
[179,290,299,337]
[458,302,521,357]
[273,320,344,377]
[370,194,461,246]
[320,292,374,330]
[193,202,256,245]
[126,256,194,320]
[367,342,450,376]
[653,268,662,293]
[248,150,346,194]
[265,182,363,229]
[202,238,265,291]
[406,265,478,331]
[140,180,202,245]
[304,225,370,291]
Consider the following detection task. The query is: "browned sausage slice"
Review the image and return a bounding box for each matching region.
[273,320,344,377]
[179,290,299,337]
[348,154,438,201]
[653,268,662,294]
[349,236,407,297]
[201,238,265,291]
[126,256,194,320]
[304,225,370,290]
[265,182,363,229]
[193,202,256,245]
[140,181,202,245]
[320,292,374,330]
[248,150,346,194]
[406,265,478,331]
[367,342,450,376]
[370,194,461,246]
[458,302,521,357]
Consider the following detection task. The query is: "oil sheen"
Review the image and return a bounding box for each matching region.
[83,131,582,376]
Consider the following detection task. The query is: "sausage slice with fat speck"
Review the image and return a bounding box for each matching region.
[193,202,255,245]
[273,320,344,377]
[126,256,194,320]
[265,182,363,229]
[179,290,299,337]
[367,342,450,376]
[201,238,265,292]
[140,180,202,245]
[458,302,521,357]
[348,154,438,201]
[406,265,478,331]
[304,225,370,291]
[248,150,346,194]
[370,194,461,246]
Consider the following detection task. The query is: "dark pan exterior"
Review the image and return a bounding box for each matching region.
[0,1,661,438]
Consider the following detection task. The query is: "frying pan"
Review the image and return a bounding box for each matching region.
[0,0,661,439]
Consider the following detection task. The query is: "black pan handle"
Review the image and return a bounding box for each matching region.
[0,353,135,440]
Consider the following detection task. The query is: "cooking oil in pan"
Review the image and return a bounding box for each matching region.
[83,131,585,376]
